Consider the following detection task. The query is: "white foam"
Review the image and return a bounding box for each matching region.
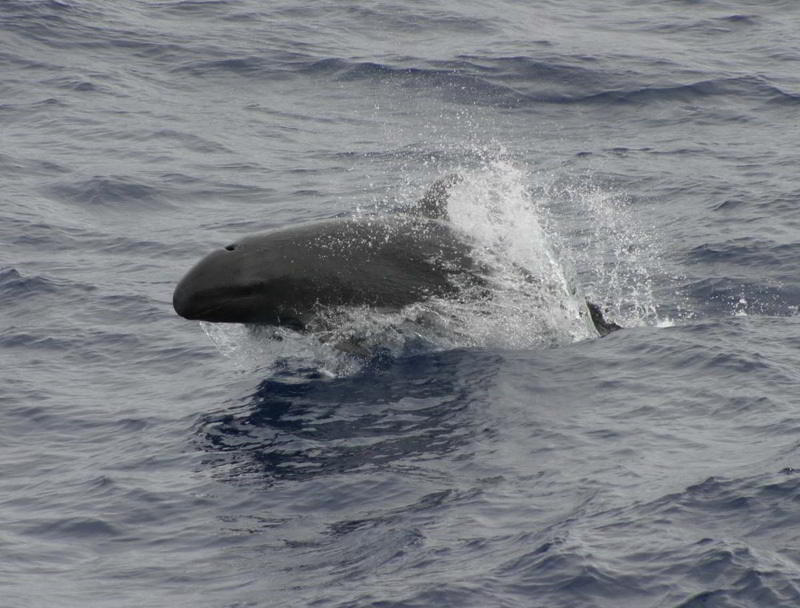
[440,158,595,349]
[531,170,663,328]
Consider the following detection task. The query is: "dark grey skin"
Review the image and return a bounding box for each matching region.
[173,176,621,336]
[173,215,483,328]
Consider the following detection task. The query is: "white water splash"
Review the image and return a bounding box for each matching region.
[200,152,663,374]
[200,321,361,377]
[531,173,662,328]
[427,158,596,348]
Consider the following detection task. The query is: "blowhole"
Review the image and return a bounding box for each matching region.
[225,244,237,251]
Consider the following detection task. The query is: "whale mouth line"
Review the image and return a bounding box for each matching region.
[177,286,311,329]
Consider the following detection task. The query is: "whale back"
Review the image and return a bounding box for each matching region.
[173,216,482,326]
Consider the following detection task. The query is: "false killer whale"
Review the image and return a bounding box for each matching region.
[173,176,621,337]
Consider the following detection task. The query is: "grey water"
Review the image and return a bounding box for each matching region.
[2,1,800,606]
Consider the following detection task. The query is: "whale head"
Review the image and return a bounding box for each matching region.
[173,241,306,328]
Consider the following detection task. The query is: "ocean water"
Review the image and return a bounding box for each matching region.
[2,1,800,606]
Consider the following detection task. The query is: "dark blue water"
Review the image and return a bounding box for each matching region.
[3,1,800,606]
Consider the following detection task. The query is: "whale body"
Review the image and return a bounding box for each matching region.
[173,177,621,336]
[173,214,483,328]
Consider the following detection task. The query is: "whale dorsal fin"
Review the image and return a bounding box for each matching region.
[586,301,622,337]
[415,174,462,220]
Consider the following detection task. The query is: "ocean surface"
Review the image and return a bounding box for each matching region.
[2,1,800,606]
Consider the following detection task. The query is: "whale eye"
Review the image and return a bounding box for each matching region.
[225,244,237,251]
